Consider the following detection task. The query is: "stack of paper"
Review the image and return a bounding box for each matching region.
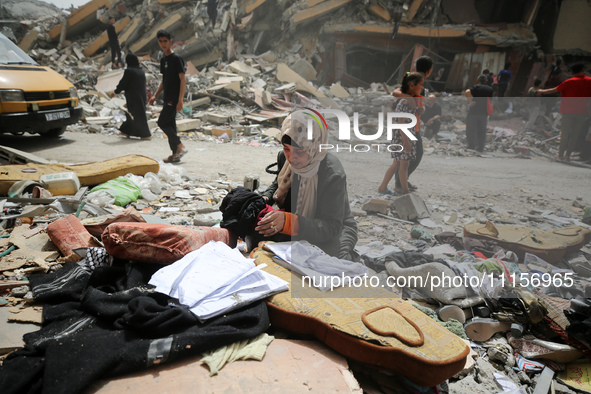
[149,241,288,321]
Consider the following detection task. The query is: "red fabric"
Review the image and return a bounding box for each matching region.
[556,75,591,114]
[47,215,101,256]
[472,251,487,260]
[256,204,274,222]
[102,222,230,264]
[487,97,494,116]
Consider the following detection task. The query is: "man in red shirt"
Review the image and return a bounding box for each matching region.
[538,63,591,161]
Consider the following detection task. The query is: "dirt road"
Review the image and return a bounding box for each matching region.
[1,129,589,218]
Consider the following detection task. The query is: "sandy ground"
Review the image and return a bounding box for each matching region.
[2,128,589,219]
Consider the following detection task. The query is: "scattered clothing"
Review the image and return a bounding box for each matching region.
[220,186,266,239]
[201,333,274,376]
[0,261,269,394]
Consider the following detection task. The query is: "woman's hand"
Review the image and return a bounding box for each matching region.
[255,210,285,237]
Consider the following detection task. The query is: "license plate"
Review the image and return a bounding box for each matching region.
[45,110,70,121]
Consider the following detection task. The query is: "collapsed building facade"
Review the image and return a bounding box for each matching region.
[9,0,591,99]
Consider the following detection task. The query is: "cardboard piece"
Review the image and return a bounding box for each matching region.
[0,307,40,354]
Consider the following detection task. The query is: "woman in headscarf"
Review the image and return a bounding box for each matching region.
[113,53,151,140]
[258,111,358,260]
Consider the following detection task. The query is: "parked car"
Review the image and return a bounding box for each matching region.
[0,33,83,137]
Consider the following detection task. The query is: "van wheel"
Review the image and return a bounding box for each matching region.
[44,127,66,138]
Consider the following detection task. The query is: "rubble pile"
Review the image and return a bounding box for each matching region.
[2,152,591,392]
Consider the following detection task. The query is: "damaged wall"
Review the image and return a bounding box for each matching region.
[553,0,591,54]
[11,0,548,92]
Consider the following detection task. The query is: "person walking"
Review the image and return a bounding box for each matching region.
[378,72,424,195]
[148,30,188,163]
[537,63,591,161]
[391,55,433,194]
[107,16,124,69]
[112,53,151,140]
[497,63,512,97]
[525,78,542,131]
[465,75,493,152]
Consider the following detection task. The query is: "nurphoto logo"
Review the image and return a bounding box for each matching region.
[296,108,418,153]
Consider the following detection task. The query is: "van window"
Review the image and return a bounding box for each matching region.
[0,34,38,65]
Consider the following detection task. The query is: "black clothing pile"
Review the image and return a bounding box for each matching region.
[220,186,266,239]
[0,261,269,394]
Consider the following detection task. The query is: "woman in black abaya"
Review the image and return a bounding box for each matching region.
[113,53,151,140]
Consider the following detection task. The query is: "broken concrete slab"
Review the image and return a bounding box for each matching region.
[94,69,125,93]
[186,97,211,109]
[276,63,323,98]
[330,82,350,98]
[228,61,260,77]
[48,0,112,41]
[118,15,143,48]
[129,10,186,54]
[391,193,430,221]
[205,113,231,125]
[292,0,354,27]
[18,29,39,53]
[290,58,317,81]
[176,119,202,133]
[362,199,389,215]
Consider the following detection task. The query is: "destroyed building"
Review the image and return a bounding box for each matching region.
[10,0,590,97]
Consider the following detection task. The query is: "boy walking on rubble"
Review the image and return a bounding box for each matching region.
[148,29,188,163]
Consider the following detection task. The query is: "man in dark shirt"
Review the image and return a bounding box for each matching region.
[148,30,187,163]
[422,94,442,139]
[107,17,123,69]
[465,75,494,152]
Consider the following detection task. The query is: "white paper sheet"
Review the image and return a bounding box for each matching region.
[149,241,288,321]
